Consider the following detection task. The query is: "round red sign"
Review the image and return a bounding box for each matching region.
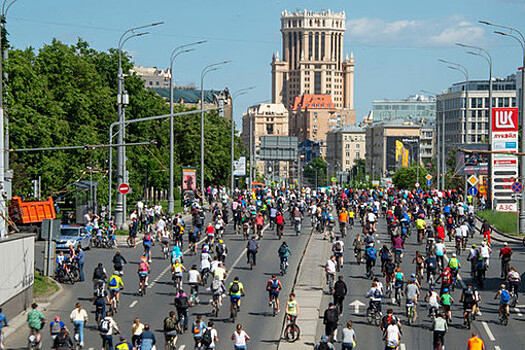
[118,183,130,195]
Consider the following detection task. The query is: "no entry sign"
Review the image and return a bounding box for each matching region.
[118,183,130,195]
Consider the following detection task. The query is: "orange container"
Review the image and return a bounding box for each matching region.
[9,196,56,224]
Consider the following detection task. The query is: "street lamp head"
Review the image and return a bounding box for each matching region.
[494,30,509,36]
[479,20,492,26]
[136,32,149,37]
[150,21,164,27]
[456,43,468,48]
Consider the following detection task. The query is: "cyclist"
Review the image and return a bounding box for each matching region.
[348,207,355,227]
[380,244,392,274]
[412,251,424,282]
[52,325,74,350]
[332,237,345,271]
[338,207,348,235]
[229,277,245,317]
[384,318,401,350]
[246,236,259,266]
[266,274,283,313]
[325,213,337,241]
[394,267,404,303]
[211,275,226,310]
[405,279,420,320]
[191,315,207,349]
[170,245,184,265]
[424,286,441,317]
[142,230,153,262]
[278,241,292,271]
[365,281,383,313]
[507,266,521,300]
[187,265,202,304]
[275,211,285,237]
[255,212,265,237]
[138,256,150,292]
[365,244,377,277]
[27,303,45,346]
[174,290,189,331]
[108,271,124,307]
[434,239,446,271]
[440,288,454,322]
[499,242,513,279]
[285,293,299,326]
[460,284,477,326]
[448,253,461,286]
[494,284,511,320]
[215,239,228,263]
[380,309,401,332]
[416,216,426,243]
[171,259,186,289]
[431,311,448,349]
[325,256,337,291]
[200,249,212,285]
[467,332,486,350]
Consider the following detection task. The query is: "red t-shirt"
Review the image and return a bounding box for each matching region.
[255,216,264,226]
[500,247,512,258]
[437,226,445,240]
[206,226,214,235]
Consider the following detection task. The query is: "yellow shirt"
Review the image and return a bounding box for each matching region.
[349,211,355,218]
[214,267,227,281]
[416,219,426,230]
[173,262,183,274]
[286,300,298,315]
[108,275,123,290]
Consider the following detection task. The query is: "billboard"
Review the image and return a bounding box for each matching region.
[385,136,420,172]
[233,157,246,177]
[181,167,197,192]
[456,144,489,176]
[491,107,519,212]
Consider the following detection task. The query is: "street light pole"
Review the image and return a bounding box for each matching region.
[200,61,230,193]
[439,59,470,192]
[480,20,525,232]
[167,41,205,215]
[114,21,163,228]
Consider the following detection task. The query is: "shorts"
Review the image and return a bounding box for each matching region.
[463,302,475,311]
[442,305,450,312]
[143,243,151,251]
[230,294,241,302]
[189,235,198,243]
[334,251,343,257]
[500,300,509,306]
[138,272,148,277]
[269,290,280,298]
[164,330,178,341]
[109,289,119,298]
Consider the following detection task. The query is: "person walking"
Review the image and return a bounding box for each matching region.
[467,332,485,350]
[333,276,347,315]
[69,302,88,347]
[323,302,339,342]
[77,247,85,282]
[340,321,356,349]
[231,323,250,350]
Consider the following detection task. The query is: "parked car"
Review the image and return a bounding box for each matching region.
[54,226,92,250]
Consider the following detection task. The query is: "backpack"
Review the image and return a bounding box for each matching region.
[192,321,202,335]
[278,245,288,256]
[230,281,240,294]
[201,328,212,346]
[325,308,338,323]
[51,321,61,334]
[99,318,110,333]
[93,267,105,280]
[381,249,390,260]
[212,279,222,292]
[216,244,225,256]
[335,242,342,251]
[176,296,189,309]
[367,248,376,260]
[270,279,279,290]
[374,288,382,299]
[318,342,330,350]
[501,290,510,302]
[386,262,395,275]
[139,262,148,272]
[464,289,475,303]
[164,316,177,331]
[108,276,118,288]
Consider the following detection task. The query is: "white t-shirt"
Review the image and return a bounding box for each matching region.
[333,241,344,253]
[386,324,401,347]
[188,270,200,284]
[326,259,337,274]
[233,330,248,346]
[480,246,490,258]
[155,205,162,215]
[367,212,377,223]
[428,291,440,308]
[460,224,469,238]
[201,256,211,271]
[209,328,218,346]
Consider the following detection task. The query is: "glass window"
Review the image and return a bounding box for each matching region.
[356,144,360,149]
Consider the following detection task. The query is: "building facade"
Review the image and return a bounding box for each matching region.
[365,121,423,177]
[132,66,172,89]
[271,10,355,110]
[372,95,436,123]
[436,76,517,156]
[326,125,366,174]
[289,94,355,156]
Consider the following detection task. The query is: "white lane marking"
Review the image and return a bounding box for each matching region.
[179,346,185,350]
[481,321,496,341]
[227,223,270,281]
[129,300,138,308]
[495,346,501,350]
[400,344,406,350]
[515,307,523,317]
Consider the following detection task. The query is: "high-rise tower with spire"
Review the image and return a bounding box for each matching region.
[271,9,355,110]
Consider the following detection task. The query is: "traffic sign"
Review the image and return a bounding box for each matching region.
[426,180,432,187]
[467,175,479,187]
[426,174,432,181]
[512,181,523,194]
[415,182,420,188]
[331,177,337,183]
[468,186,478,196]
[479,185,487,195]
[118,183,130,195]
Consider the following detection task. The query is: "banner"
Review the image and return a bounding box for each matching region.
[181,167,197,192]
[491,107,519,212]
[233,156,246,176]
[385,136,419,172]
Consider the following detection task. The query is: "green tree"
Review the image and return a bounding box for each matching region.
[303,157,327,187]
[392,165,429,190]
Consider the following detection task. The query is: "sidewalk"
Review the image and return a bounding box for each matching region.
[278,231,332,349]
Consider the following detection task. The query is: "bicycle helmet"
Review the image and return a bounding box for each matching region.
[443,288,449,293]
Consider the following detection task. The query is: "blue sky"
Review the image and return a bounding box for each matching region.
[6,0,525,124]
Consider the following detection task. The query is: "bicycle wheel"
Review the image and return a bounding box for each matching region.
[374,311,381,326]
[284,324,300,342]
[127,236,134,248]
[366,307,374,324]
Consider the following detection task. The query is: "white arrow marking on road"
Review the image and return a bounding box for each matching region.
[482,321,496,341]
[495,346,501,350]
[349,300,366,314]
[129,300,138,308]
[179,346,185,350]
[400,344,406,350]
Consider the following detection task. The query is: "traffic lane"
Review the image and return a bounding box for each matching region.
[169,221,312,349]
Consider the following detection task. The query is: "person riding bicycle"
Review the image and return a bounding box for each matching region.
[211,275,226,310]
[431,311,448,349]
[394,267,404,301]
[163,311,178,350]
[275,211,285,236]
[138,257,150,291]
[246,236,259,266]
[108,271,124,306]
[187,265,202,303]
[495,284,511,320]
[267,274,283,313]
[405,279,420,320]
[440,288,454,322]
[499,243,513,279]
[278,241,292,270]
[448,253,461,283]
[27,303,45,346]
[229,277,245,318]
[416,217,426,240]
[365,245,377,277]
[142,230,153,262]
[171,259,186,288]
[215,239,228,263]
[380,244,393,274]
[425,286,441,317]
[332,237,345,271]
[286,293,299,326]
[255,212,265,236]
[174,289,189,331]
[507,267,521,300]
[338,208,348,234]
[52,325,74,350]
[171,245,184,265]
[380,309,401,332]
[460,283,477,325]
[365,281,383,313]
[325,213,337,240]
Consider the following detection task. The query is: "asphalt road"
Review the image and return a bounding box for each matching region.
[315,215,525,350]
[8,215,312,350]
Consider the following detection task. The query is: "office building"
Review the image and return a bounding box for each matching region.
[372,95,436,123]
[326,125,366,174]
[271,9,355,110]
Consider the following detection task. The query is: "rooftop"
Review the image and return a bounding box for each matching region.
[329,125,365,134]
[292,94,335,111]
[246,103,289,116]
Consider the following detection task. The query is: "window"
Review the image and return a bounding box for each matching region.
[266,124,274,135]
[346,152,350,157]
[356,144,360,149]
[345,144,350,149]
[356,152,360,158]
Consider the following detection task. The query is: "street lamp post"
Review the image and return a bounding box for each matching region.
[438,59,470,192]
[200,61,230,193]
[231,87,255,194]
[480,20,525,232]
[456,43,493,209]
[167,41,205,215]
[114,21,163,229]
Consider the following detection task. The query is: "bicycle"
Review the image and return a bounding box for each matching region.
[283,315,300,342]
[73,323,81,350]
[385,278,394,299]
[211,294,220,317]
[126,235,134,248]
[248,252,255,270]
[139,275,147,297]
[406,300,416,325]
[177,313,186,334]
[394,282,403,307]
[326,273,335,294]
[166,332,177,350]
[173,274,183,291]
[433,331,446,350]
[277,224,284,240]
[340,221,347,238]
[294,219,301,236]
[280,257,288,276]
[366,302,381,326]
[27,328,42,350]
[464,307,473,329]
[110,295,119,314]
[270,294,278,317]
[499,308,509,326]
[231,300,240,323]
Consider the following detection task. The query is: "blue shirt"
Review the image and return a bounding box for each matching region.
[0,313,8,328]
[140,330,156,350]
[78,250,85,264]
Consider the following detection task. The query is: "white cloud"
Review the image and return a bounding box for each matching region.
[347,16,485,47]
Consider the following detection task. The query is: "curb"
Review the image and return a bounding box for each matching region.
[474,214,522,244]
[34,278,64,303]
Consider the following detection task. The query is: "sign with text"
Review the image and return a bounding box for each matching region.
[233,157,246,177]
[491,108,519,212]
[181,167,197,192]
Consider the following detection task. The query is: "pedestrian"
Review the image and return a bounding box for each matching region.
[77,247,85,281]
[112,251,128,273]
[139,324,156,350]
[323,302,339,342]
[333,276,347,315]
[0,307,8,349]
[115,335,133,350]
[132,317,145,348]
[340,321,356,349]
[231,323,250,350]
[129,217,138,249]
[467,332,485,350]
[69,302,88,347]
[99,311,119,350]
[314,334,335,350]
